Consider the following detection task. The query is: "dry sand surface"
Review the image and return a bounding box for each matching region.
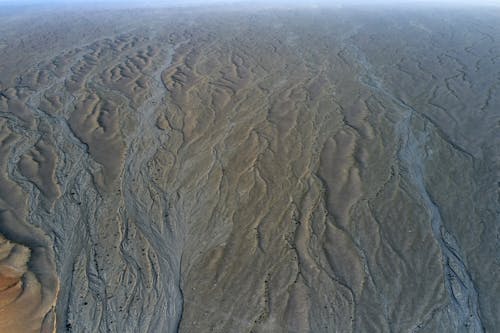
[0,3,498,332]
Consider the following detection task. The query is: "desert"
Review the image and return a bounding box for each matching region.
[0,1,498,332]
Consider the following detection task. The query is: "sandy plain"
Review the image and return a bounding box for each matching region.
[0,3,498,333]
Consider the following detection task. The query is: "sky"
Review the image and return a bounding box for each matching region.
[0,0,499,7]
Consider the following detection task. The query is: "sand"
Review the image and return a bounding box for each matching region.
[0,3,498,332]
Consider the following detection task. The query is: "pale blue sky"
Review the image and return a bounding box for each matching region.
[0,0,499,7]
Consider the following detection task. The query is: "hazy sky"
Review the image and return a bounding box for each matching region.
[0,0,499,7]
[0,0,497,3]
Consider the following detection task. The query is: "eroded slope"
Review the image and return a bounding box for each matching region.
[0,6,498,333]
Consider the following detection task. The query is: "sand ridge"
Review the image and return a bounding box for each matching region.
[0,4,498,333]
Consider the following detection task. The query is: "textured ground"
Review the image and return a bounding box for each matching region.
[0,3,499,333]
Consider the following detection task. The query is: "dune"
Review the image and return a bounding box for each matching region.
[0,3,498,332]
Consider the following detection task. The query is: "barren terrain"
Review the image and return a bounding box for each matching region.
[0,4,498,332]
